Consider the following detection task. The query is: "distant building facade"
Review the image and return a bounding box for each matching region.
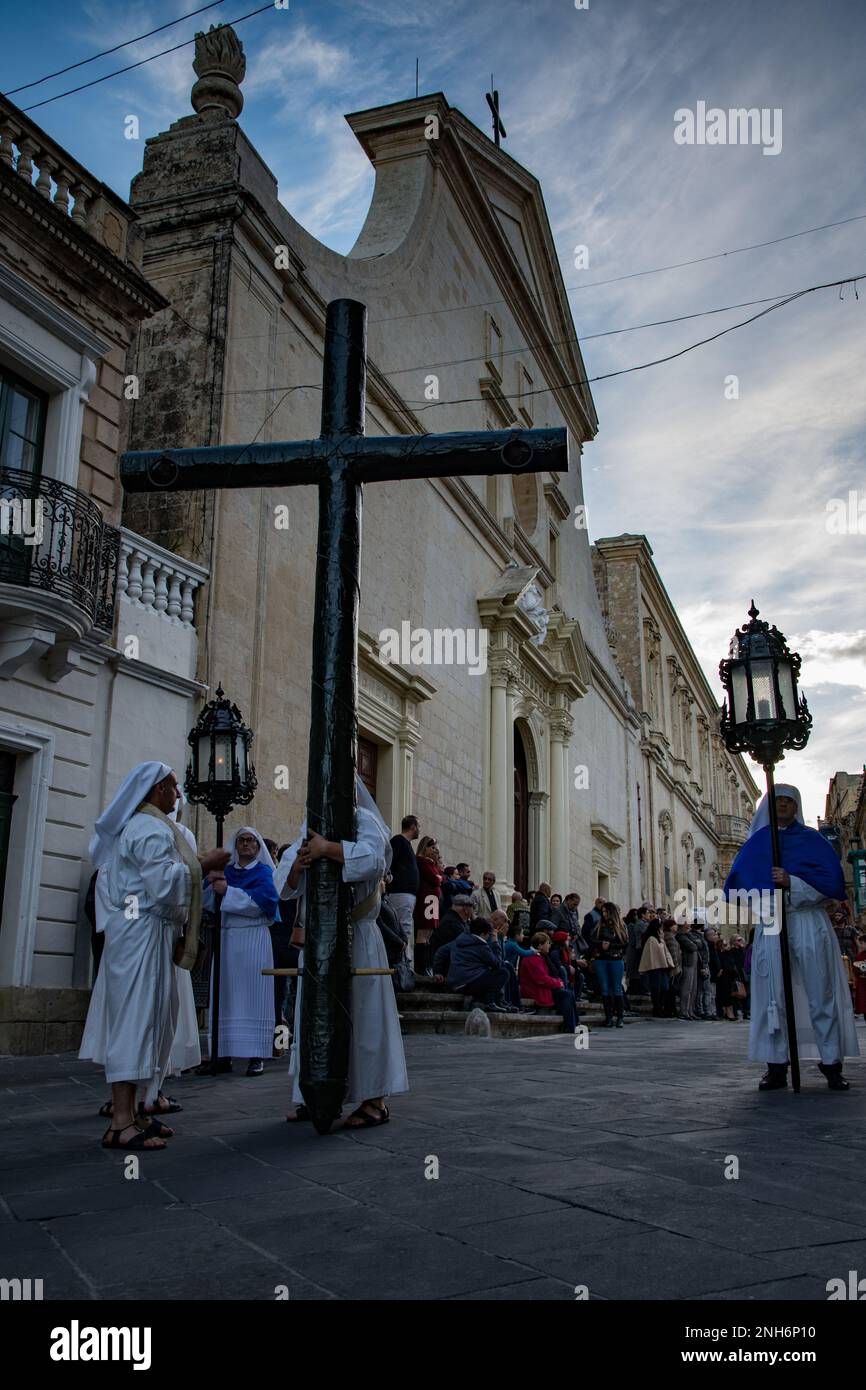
[592,533,759,914]
[820,769,866,922]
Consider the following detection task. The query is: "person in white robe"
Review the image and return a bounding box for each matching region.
[725,784,859,1092]
[275,778,409,1128]
[94,784,201,1121]
[80,762,228,1149]
[202,827,278,1075]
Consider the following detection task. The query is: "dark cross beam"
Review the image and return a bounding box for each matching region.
[122,298,566,1134]
[486,81,506,148]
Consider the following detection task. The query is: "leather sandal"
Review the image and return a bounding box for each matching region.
[344,1103,390,1129]
[102,1122,166,1151]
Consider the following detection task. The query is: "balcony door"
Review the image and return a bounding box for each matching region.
[0,368,48,586]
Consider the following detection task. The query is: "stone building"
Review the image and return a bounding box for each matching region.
[121,25,643,906]
[592,533,759,913]
[820,769,865,921]
[0,96,207,1051]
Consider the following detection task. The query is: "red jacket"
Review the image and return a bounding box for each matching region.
[519,951,563,1008]
[414,857,443,932]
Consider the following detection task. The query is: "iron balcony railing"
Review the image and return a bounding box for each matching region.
[0,466,119,637]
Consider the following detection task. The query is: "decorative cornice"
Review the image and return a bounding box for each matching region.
[0,168,166,319]
[543,480,571,521]
[358,629,437,705]
[480,375,517,426]
[591,819,626,850]
[0,264,112,360]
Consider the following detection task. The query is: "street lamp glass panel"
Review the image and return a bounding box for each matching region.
[237,739,248,781]
[192,735,204,782]
[776,659,795,720]
[213,732,232,781]
[731,664,749,725]
[751,660,775,720]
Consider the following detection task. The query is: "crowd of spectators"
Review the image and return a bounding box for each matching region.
[369,813,866,1032]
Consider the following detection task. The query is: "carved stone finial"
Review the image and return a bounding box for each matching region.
[191,24,246,119]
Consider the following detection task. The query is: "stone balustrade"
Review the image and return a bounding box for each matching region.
[117,529,208,630]
[0,95,139,263]
[115,529,208,683]
[716,813,750,845]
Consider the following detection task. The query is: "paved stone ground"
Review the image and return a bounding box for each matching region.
[2,1015,866,1302]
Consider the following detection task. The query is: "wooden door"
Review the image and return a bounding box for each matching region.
[513,726,529,895]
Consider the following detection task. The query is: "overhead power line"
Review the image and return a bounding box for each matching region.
[5,1,227,96]
[404,272,864,411]
[20,4,273,113]
[569,214,866,292]
[362,213,866,326]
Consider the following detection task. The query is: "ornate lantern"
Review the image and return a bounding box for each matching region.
[185,684,256,820]
[719,602,811,769]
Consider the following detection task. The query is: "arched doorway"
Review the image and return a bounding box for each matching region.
[514,725,529,894]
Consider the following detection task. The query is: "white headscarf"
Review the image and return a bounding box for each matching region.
[228,826,276,871]
[167,782,199,851]
[355,777,393,873]
[168,784,186,822]
[748,783,804,837]
[89,760,173,869]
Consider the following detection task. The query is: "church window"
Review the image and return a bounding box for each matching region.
[484,313,504,382]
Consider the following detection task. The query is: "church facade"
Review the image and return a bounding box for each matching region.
[122,27,643,906]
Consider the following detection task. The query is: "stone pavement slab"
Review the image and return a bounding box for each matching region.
[1,1016,865,1300]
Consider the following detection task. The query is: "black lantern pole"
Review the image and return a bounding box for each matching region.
[185,685,257,1075]
[719,602,812,1094]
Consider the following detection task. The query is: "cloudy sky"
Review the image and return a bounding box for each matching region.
[5,0,864,824]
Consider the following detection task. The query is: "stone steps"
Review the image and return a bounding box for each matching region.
[398,1008,566,1038]
[396,981,655,1037]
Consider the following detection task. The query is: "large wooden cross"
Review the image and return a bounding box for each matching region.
[122,298,567,1133]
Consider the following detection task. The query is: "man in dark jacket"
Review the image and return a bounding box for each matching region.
[488,909,520,1008]
[447,917,509,1011]
[583,896,605,936]
[388,815,420,965]
[552,892,581,938]
[428,895,473,957]
[530,882,553,931]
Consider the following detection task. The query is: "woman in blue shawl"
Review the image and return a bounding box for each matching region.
[725,784,858,1091]
[203,827,278,1076]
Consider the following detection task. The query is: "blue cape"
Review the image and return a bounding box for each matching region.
[225,860,279,916]
[724,821,845,900]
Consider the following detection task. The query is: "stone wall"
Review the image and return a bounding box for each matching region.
[0,987,91,1056]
